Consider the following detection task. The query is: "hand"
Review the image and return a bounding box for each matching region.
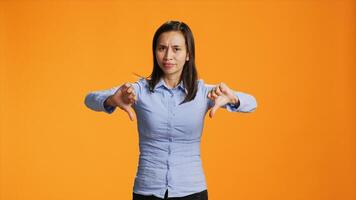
[106,83,137,121]
[207,82,239,118]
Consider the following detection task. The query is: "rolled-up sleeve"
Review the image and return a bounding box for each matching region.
[84,85,121,114]
[226,91,257,113]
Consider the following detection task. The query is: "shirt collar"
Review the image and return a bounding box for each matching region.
[154,78,187,94]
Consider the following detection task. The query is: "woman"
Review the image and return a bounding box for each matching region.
[84,20,257,200]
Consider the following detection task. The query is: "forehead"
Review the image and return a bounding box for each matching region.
[157,31,186,46]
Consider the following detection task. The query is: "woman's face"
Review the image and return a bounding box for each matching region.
[155,31,189,78]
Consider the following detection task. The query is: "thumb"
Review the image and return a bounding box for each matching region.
[123,106,135,121]
[209,104,220,118]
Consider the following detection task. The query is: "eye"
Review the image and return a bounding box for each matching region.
[158,46,165,50]
[174,48,181,51]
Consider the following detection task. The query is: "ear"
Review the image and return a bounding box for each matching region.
[186,53,190,61]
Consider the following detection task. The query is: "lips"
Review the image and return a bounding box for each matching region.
[163,63,175,66]
[163,63,176,68]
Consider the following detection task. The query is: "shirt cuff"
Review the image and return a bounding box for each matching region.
[100,95,116,114]
[226,97,240,112]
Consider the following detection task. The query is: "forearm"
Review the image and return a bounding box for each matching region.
[104,95,117,107]
[84,86,120,114]
[228,91,257,112]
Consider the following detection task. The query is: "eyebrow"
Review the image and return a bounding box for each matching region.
[158,44,182,48]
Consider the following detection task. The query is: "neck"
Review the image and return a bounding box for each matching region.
[162,74,181,89]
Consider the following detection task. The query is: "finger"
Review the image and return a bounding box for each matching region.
[122,91,130,100]
[124,82,131,88]
[208,90,215,100]
[129,98,135,104]
[126,87,132,94]
[215,86,223,95]
[207,91,212,99]
[123,107,135,121]
[211,89,218,98]
[124,88,135,97]
[128,93,135,98]
[128,93,137,101]
[122,94,135,104]
[121,82,131,91]
[126,86,134,94]
[213,87,220,95]
[209,105,219,118]
[219,83,227,93]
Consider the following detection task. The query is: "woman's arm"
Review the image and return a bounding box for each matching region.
[84,85,121,114]
[225,91,257,113]
[84,80,141,121]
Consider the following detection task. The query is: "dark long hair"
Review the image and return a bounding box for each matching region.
[147,20,198,104]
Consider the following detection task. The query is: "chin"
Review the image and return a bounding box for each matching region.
[162,70,175,75]
[160,67,175,73]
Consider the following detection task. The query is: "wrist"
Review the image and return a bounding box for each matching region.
[230,95,239,105]
[228,96,240,109]
[105,95,116,107]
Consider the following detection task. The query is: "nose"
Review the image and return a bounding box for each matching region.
[164,48,173,60]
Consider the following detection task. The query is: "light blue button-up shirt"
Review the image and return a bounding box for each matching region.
[84,78,257,198]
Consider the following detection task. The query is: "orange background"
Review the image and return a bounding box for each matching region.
[1,0,355,199]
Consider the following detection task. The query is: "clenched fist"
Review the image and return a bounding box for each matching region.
[207,82,239,118]
[104,83,137,121]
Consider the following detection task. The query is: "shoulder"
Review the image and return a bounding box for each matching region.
[134,77,147,84]
[133,77,149,87]
[196,79,216,98]
[197,79,204,85]
[131,78,149,96]
[197,79,208,87]
[197,79,215,90]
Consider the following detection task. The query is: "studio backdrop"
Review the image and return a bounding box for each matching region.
[1,0,355,200]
